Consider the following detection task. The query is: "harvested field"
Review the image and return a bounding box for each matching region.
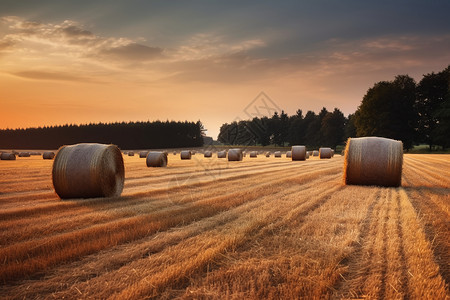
[0,153,449,299]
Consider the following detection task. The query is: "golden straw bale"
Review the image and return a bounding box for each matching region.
[204,151,212,158]
[291,145,306,161]
[180,150,192,160]
[128,151,135,156]
[1,153,16,160]
[306,152,310,159]
[343,136,403,187]
[139,151,149,158]
[312,150,319,156]
[228,149,243,161]
[18,152,30,157]
[52,143,125,199]
[43,151,55,159]
[319,147,332,159]
[265,152,271,157]
[286,151,292,158]
[250,151,258,158]
[146,151,168,167]
[217,150,227,158]
[274,151,282,158]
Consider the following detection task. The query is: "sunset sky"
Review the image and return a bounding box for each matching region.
[1,1,449,138]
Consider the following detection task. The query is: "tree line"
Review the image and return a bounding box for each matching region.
[0,120,204,150]
[218,65,450,150]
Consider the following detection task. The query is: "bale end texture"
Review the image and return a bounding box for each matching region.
[343,137,403,187]
[52,143,125,199]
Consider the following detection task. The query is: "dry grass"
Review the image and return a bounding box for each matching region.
[0,153,448,299]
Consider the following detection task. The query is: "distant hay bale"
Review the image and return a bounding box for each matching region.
[217,150,227,158]
[146,151,168,167]
[18,152,30,157]
[228,149,243,161]
[319,147,332,159]
[43,151,55,160]
[173,151,177,155]
[265,152,271,157]
[139,151,149,158]
[286,151,292,158]
[312,150,319,156]
[250,151,258,158]
[1,153,16,160]
[343,137,403,187]
[204,151,212,158]
[52,143,125,199]
[180,150,192,160]
[191,150,196,155]
[306,152,310,159]
[274,151,282,158]
[331,149,335,157]
[291,146,306,161]
[128,151,135,156]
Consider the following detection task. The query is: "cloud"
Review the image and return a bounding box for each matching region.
[100,43,163,61]
[0,16,163,65]
[12,70,93,82]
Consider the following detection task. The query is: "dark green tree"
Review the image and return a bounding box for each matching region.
[416,65,450,150]
[354,75,417,149]
[321,108,346,149]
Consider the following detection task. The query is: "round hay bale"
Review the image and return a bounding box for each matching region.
[343,137,403,187]
[1,153,16,160]
[173,151,177,155]
[139,151,149,158]
[291,146,306,161]
[146,151,168,167]
[128,151,135,156]
[52,143,125,199]
[43,151,55,160]
[286,151,292,158]
[180,150,192,160]
[204,151,212,158]
[306,152,310,159]
[312,150,319,156]
[18,152,30,157]
[319,147,332,159]
[191,150,196,155]
[250,151,258,158]
[265,152,271,157]
[331,149,335,157]
[274,151,282,158]
[228,149,243,161]
[217,150,227,158]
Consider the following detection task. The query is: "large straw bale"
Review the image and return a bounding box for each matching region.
[217,150,227,158]
[139,151,149,158]
[228,149,243,161]
[180,150,192,160]
[146,151,168,167]
[319,147,332,159]
[52,143,125,199]
[343,137,403,187]
[43,151,55,159]
[1,153,16,160]
[291,146,306,161]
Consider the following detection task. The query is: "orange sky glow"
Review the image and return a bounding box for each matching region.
[1,2,450,138]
